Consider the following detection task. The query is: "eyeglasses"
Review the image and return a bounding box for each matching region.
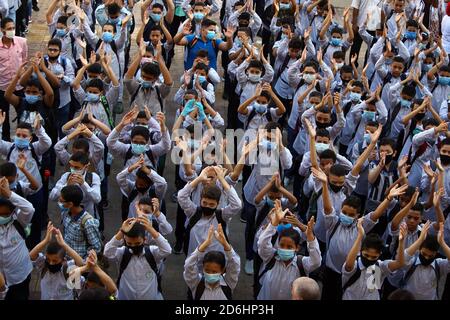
[48,48,59,52]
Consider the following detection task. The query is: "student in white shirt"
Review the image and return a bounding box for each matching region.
[104,216,172,300]
[0,160,40,198]
[184,224,240,300]
[0,177,35,300]
[402,221,450,300]
[256,201,321,300]
[342,219,407,300]
[135,196,173,240]
[29,222,84,300]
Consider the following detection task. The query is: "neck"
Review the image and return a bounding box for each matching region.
[70,207,83,216]
[2,36,11,44]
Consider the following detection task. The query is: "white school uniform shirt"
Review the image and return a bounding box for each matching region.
[351,0,379,28]
[49,171,102,217]
[403,252,450,300]
[342,257,393,300]
[324,210,377,273]
[425,78,450,113]
[178,182,242,257]
[33,254,82,300]
[104,235,171,300]
[256,223,321,300]
[0,125,51,190]
[116,166,168,219]
[0,192,34,286]
[236,61,274,105]
[183,248,240,300]
[228,10,262,38]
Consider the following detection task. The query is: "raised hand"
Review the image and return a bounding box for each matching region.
[357,217,365,237]
[311,167,327,183]
[433,187,445,208]
[121,218,136,234]
[214,224,231,250]
[399,222,407,242]
[387,184,409,200]
[305,216,315,241]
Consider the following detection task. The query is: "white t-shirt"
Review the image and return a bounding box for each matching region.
[442,15,450,54]
[351,0,381,29]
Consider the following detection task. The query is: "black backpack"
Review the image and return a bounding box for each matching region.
[129,84,164,112]
[342,260,381,295]
[116,246,162,293]
[245,109,273,130]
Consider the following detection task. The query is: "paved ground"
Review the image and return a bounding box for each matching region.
[20,0,353,300]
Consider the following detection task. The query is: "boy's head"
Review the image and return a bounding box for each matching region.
[339,65,353,85]
[81,114,97,132]
[246,60,264,82]
[85,78,105,101]
[349,81,364,102]
[330,27,343,46]
[193,2,206,21]
[59,185,83,211]
[86,63,103,81]
[69,152,90,175]
[56,16,69,37]
[15,122,33,148]
[316,0,328,16]
[379,138,396,164]
[332,51,345,69]
[391,56,405,78]
[47,38,62,61]
[200,185,221,215]
[149,25,164,45]
[308,91,323,106]
[419,235,440,265]
[150,3,164,22]
[438,66,450,86]
[140,62,161,86]
[203,251,226,283]
[400,85,415,108]
[406,203,423,232]
[315,128,331,154]
[138,196,157,214]
[266,184,282,207]
[315,106,331,129]
[0,162,18,186]
[302,61,319,84]
[183,89,199,105]
[106,3,121,22]
[394,0,405,13]
[288,37,303,59]
[319,149,337,174]
[439,138,450,167]
[360,233,384,267]
[201,19,217,40]
[340,195,362,224]
[422,118,440,131]
[238,12,251,28]
[24,79,43,105]
[135,111,149,128]
[130,126,150,153]
[72,137,90,155]
[404,19,418,40]
[328,164,347,193]
[135,166,154,193]
[277,228,301,261]
[398,186,417,208]
[1,17,15,39]
[45,241,65,272]
[123,222,146,255]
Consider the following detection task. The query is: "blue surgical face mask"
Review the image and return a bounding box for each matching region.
[102,31,114,43]
[197,75,207,84]
[364,133,371,144]
[56,28,67,37]
[404,31,416,40]
[58,202,69,213]
[141,78,154,89]
[423,63,433,72]
[206,30,216,40]
[14,136,30,149]
[315,142,329,153]
[86,92,100,103]
[260,139,277,151]
[254,102,267,114]
[400,98,411,108]
[349,92,362,102]
[331,37,342,46]
[439,76,450,86]
[194,12,205,21]
[266,197,275,208]
[150,13,162,22]
[277,223,292,233]
[279,2,291,10]
[277,248,296,261]
[0,215,13,225]
[363,110,376,121]
[108,17,120,25]
[339,212,355,226]
[131,143,148,155]
[25,94,40,104]
[204,272,221,284]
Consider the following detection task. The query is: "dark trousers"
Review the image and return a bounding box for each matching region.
[322,266,342,301]
[226,81,241,130]
[244,198,257,260]
[26,188,44,249]
[0,89,23,141]
[276,94,293,128]
[174,164,187,246]
[5,273,31,300]
[167,15,186,69]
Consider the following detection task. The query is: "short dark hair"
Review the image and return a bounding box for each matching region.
[388,289,415,300]
[340,65,353,74]
[107,3,121,15]
[131,126,150,142]
[361,233,383,252]
[201,185,221,202]
[329,164,347,177]
[126,222,146,238]
[70,151,89,166]
[152,3,164,10]
[420,234,439,252]
[0,198,15,213]
[288,37,303,50]
[61,185,84,206]
[86,78,104,92]
[342,195,362,212]
[136,167,153,186]
[316,128,330,139]
[422,118,440,128]
[48,38,62,51]
[401,85,416,98]
[332,51,345,60]
[201,19,217,28]
[410,202,424,213]
[393,56,405,66]
[440,138,450,149]
[138,196,153,206]
[17,122,33,133]
[73,138,90,153]
[1,17,15,29]
[46,241,65,256]
[406,19,419,29]
[86,63,102,75]
[319,149,337,162]
[279,228,301,246]
[379,138,396,151]
[204,250,226,269]
[0,162,17,177]
[330,27,343,35]
[141,62,161,77]
[57,16,68,26]
[78,287,111,300]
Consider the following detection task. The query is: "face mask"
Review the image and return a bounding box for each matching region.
[197,75,207,84]
[418,43,427,50]
[56,28,67,37]
[281,33,288,40]
[201,206,216,216]
[254,102,267,114]
[364,133,371,144]
[45,261,63,273]
[141,79,154,89]
[86,92,100,103]
[438,76,450,86]
[194,12,205,21]
[335,62,344,69]
[384,154,393,164]
[315,142,329,154]
[108,17,120,25]
[0,215,13,225]
[303,73,315,84]
[316,121,329,129]
[339,212,355,226]
[150,13,162,22]
[58,202,69,213]
[277,223,292,233]
[260,139,277,151]
[131,143,148,155]
[385,58,393,65]
[9,180,17,190]
[204,272,221,284]
[414,113,425,121]
[127,244,144,255]
[331,37,342,46]
[248,73,261,83]
[350,92,362,102]
[423,63,433,72]
[329,183,343,193]
[400,98,411,108]
[266,197,275,208]
[412,127,423,136]
[404,31,416,40]
[419,253,435,266]
[277,248,295,261]
[279,3,291,10]
[5,30,15,39]
[102,31,114,43]
[360,256,377,268]
[25,94,40,104]
[14,136,30,149]
[70,167,85,175]
[440,154,450,166]
[206,30,216,40]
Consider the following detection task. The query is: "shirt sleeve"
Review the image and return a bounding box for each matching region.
[223,248,241,290]
[149,233,172,263]
[257,223,277,263]
[177,182,198,218]
[183,248,203,291]
[301,237,322,275]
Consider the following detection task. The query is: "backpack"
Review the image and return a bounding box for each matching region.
[245,108,273,130]
[307,189,323,221]
[81,95,114,129]
[51,30,78,64]
[123,145,157,170]
[116,246,162,293]
[192,277,232,300]
[183,208,228,256]
[255,253,306,297]
[12,219,31,240]
[400,256,440,297]
[129,84,164,112]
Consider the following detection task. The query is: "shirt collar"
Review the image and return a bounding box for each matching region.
[70,209,86,221]
[0,37,15,47]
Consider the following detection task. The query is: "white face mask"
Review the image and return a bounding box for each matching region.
[335,62,344,69]
[5,30,15,39]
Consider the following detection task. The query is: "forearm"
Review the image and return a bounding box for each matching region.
[368,165,383,184]
[345,233,363,271]
[20,168,40,190]
[93,265,117,295]
[64,244,84,266]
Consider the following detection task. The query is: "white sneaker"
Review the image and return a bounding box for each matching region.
[245,259,254,275]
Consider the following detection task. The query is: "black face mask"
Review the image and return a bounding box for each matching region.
[419,253,435,266]
[440,154,450,166]
[384,154,393,164]
[201,206,216,216]
[45,261,63,273]
[329,183,343,193]
[127,244,144,256]
[414,113,425,121]
[360,256,378,268]
[316,121,330,129]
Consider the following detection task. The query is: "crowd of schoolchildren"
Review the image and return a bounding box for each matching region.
[1,0,450,301]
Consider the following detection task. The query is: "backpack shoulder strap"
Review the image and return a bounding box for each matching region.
[124,146,134,165]
[62,264,70,281]
[80,212,94,232]
[13,219,27,240]
[327,219,341,247]
[99,95,114,129]
[245,108,257,130]
[255,204,271,231]
[258,255,277,283]
[194,278,206,300]
[296,255,307,277]
[130,85,142,106]
[154,86,164,112]
[145,149,157,169]
[85,172,93,187]
[29,144,42,168]
[116,248,133,287]
[221,284,232,300]
[183,207,204,255]
[189,36,199,48]
[402,257,419,287]
[144,247,162,293]
[342,262,362,293]
[6,145,15,162]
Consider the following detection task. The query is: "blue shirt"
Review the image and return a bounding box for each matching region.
[184,35,223,70]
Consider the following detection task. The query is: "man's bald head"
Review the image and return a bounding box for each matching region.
[291,277,321,300]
